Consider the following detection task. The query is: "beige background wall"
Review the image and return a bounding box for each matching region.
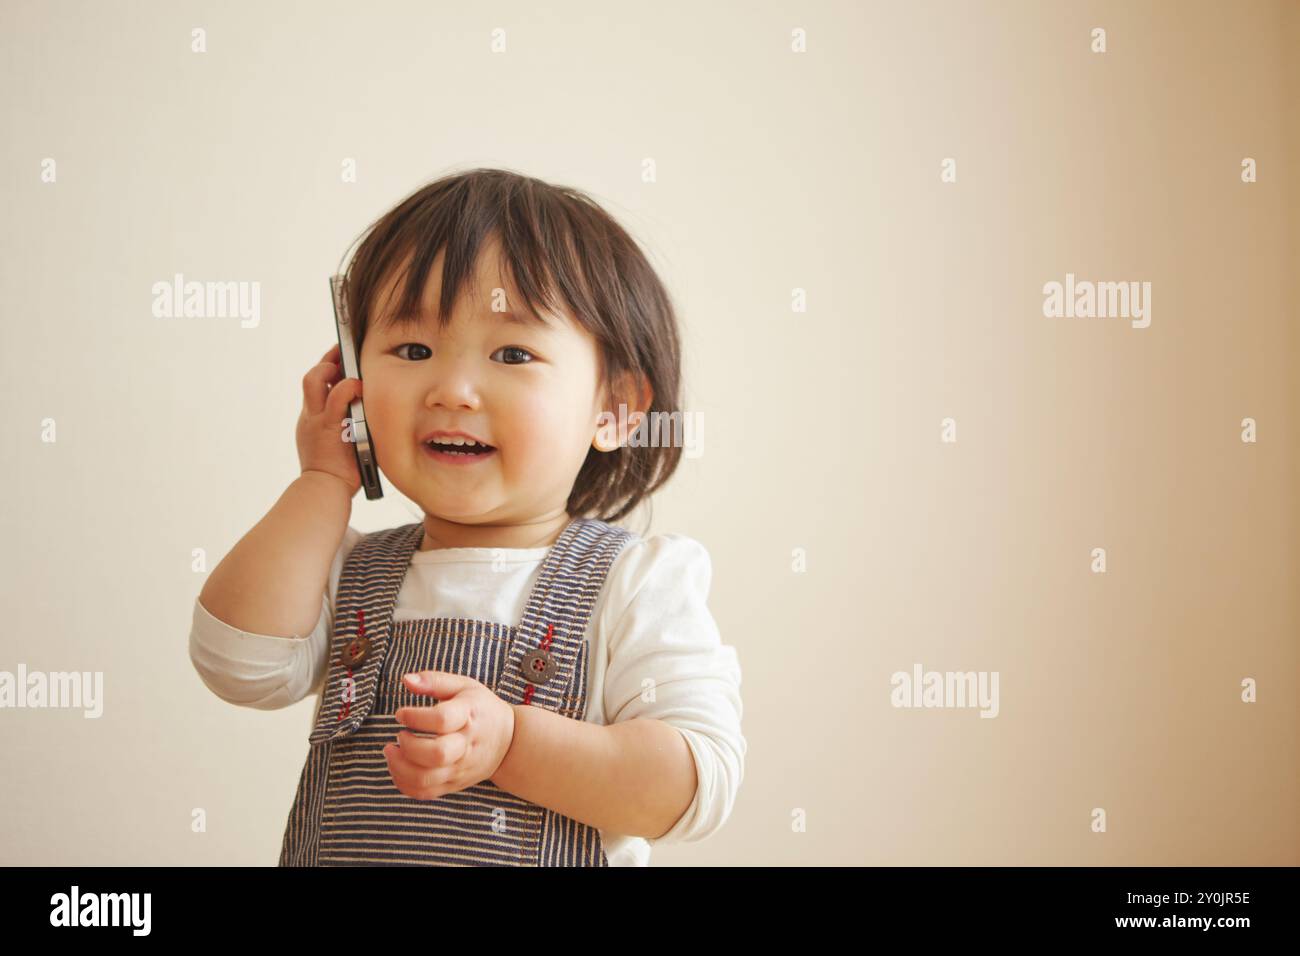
[1,0,1295,864]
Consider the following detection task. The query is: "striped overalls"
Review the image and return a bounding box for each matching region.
[279,516,634,866]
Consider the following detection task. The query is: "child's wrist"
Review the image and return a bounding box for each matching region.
[489,704,523,789]
[297,469,355,502]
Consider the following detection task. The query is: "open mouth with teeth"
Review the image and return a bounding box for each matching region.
[422,438,497,461]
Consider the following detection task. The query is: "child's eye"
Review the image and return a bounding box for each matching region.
[394,343,432,361]
[393,343,536,364]
[491,346,535,365]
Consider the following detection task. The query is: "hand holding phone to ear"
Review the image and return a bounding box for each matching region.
[296,342,365,497]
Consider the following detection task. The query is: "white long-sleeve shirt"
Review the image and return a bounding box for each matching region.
[189,526,745,866]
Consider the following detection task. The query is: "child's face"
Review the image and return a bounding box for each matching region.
[358,235,607,528]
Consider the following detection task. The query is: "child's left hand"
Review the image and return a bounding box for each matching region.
[384,671,516,800]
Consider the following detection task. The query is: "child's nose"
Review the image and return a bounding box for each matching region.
[423,368,483,410]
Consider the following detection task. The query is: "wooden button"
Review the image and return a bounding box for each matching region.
[342,636,370,667]
[521,648,558,686]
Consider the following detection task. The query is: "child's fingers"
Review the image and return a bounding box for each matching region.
[324,374,362,425]
[383,741,456,794]
[394,729,468,769]
[301,358,340,417]
[397,697,468,735]
[319,343,340,364]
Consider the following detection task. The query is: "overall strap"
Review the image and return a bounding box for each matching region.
[308,522,424,744]
[498,517,636,711]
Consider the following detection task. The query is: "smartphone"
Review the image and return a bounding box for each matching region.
[330,274,384,500]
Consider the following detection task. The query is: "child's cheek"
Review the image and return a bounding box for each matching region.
[362,384,403,454]
[503,400,555,463]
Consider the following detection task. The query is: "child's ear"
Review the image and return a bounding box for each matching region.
[592,372,654,453]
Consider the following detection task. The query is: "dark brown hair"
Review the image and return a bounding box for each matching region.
[338,167,683,524]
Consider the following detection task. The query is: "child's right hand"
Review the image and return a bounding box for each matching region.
[297,343,365,497]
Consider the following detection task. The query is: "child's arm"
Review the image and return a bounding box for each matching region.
[198,471,352,639]
[492,534,744,842]
[198,342,364,639]
[491,708,697,840]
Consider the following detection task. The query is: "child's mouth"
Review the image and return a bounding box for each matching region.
[421,439,497,465]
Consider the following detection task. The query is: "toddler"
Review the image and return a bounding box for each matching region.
[188,168,744,866]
